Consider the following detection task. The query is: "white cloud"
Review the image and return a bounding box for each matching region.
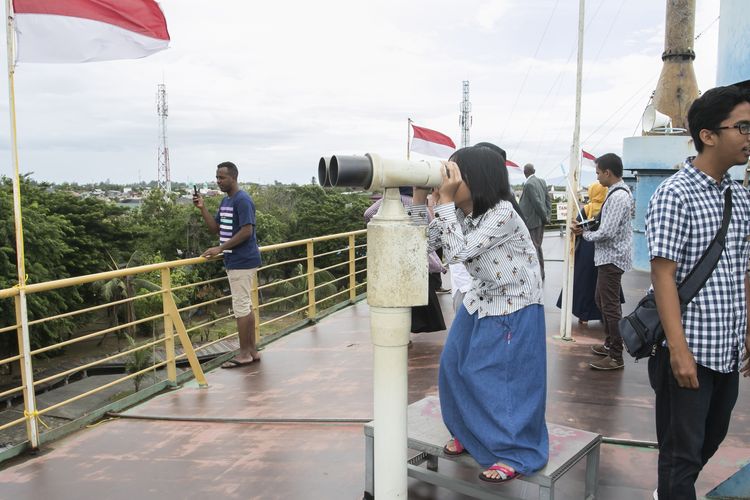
[0,0,725,185]
[474,1,516,31]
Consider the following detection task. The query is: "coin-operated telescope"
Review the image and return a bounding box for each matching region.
[317,152,444,498]
[318,153,444,190]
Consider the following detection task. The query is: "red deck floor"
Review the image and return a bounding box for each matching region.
[0,237,748,499]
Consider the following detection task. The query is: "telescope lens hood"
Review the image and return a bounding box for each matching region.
[318,157,333,187]
[330,155,373,188]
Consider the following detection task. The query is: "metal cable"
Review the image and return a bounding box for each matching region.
[106,413,659,449]
[105,412,371,425]
[499,0,562,144]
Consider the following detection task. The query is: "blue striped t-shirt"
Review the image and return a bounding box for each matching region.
[214,190,261,270]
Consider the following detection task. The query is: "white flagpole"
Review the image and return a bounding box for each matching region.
[559,0,586,341]
[407,118,412,160]
[5,0,40,448]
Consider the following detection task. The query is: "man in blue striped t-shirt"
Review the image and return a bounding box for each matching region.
[194,161,262,368]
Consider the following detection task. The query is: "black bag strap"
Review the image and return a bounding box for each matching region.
[677,186,733,304]
[593,186,629,223]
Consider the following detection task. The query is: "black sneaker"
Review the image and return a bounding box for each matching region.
[591,344,609,357]
[589,355,624,370]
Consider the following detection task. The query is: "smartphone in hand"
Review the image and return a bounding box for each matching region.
[193,185,199,196]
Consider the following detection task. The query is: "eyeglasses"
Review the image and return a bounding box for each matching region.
[713,122,750,135]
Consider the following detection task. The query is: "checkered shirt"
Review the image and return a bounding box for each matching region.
[409,201,543,317]
[646,159,750,373]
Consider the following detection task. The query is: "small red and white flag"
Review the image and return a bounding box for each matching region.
[410,123,456,159]
[12,0,170,63]
[582,149,597,171]
[505,159,522,173]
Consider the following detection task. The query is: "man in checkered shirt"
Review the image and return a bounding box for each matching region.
[646,85,750,500]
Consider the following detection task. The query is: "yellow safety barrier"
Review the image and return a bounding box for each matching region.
[0,229,367,454]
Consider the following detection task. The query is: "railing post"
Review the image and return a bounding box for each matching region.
[161,268,177,386]
[348,234,356,302]
[163,290,208,388]
[251,271,260,343]
[14,292,39,449]
[306,240,316,320]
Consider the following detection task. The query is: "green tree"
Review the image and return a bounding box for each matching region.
[92,251,160,347]
[124,333,153,392]
[265,263,338,314]
[0,177,83,359]
[129,190,193,260]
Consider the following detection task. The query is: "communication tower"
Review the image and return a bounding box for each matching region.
[459,80,472,148]
[156,83,171,193]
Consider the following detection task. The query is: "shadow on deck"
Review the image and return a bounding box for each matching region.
[0,234,747,499]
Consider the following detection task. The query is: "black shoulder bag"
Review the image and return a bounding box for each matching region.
[619,186,733,359]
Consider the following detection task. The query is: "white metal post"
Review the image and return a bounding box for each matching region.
[6,0,40,448]
[559,0,586,341]
[370,306,410,498]
[367,188,428,498]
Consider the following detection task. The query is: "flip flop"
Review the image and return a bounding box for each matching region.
[443,437,466,456]
[220,358,256,369]
[478,463,519,483]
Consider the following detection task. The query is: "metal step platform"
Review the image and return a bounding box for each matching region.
[364,395,601,499]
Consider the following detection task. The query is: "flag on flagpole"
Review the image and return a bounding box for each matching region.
[410,123,456,159]
[12,0,170,63]
[581,149,597,171]
[505,159,523,173]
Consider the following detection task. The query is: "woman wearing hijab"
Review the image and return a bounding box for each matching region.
[556,182,608,323]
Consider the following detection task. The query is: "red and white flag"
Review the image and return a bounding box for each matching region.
[505,159,522,173]
[12,0,170,63]
[410,124,456,159]
[582,149,597,171]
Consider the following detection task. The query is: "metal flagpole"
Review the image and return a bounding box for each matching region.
[5,0,40,448]
[559,0,586,341]
[407,118,412,160]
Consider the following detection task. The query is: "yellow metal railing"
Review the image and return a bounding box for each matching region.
[0,229,367,452]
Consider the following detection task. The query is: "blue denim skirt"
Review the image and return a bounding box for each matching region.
[439,303,549,473]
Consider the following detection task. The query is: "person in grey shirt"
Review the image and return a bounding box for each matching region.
[572,153,633,370]
[519,164,551,280]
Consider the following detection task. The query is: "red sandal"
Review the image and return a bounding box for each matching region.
[478,463,520,483]
[442,437,466,456]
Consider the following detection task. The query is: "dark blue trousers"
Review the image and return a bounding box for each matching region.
[649,346,739,500]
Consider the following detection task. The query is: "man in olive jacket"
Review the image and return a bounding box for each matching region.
[519,163,551,279]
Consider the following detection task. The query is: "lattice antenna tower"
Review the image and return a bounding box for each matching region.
[459,80,472,148]
[156,83,171,193]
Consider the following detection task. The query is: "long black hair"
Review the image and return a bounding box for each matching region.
[451,144,524,219]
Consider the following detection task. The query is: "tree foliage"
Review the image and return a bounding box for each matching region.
[0,177,370,358]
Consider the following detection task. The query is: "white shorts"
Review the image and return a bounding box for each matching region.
[226,268,258,318]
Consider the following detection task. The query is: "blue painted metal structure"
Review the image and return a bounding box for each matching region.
[717,0,750,88]
[718,0,750,184]
[622,136,695,271]
[706,462,750,499]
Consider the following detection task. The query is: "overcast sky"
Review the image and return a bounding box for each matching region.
[0,0,722,186]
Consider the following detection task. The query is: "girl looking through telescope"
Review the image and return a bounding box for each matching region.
[410,145,548,483]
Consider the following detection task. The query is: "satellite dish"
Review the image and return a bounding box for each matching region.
[642,105,673,134]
